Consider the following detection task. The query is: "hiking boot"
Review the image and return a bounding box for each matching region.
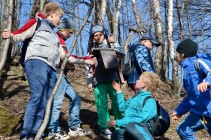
[47,132,68,140]
[100,128,112,140]
[68,127,90,137]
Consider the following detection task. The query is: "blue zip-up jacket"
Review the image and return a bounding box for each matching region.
[175,53,211,117]
[127,42,155,84]
[116,90,157,127]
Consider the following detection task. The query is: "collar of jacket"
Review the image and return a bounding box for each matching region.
[44,18,55,29]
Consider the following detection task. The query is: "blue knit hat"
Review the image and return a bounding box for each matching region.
[140,33,161,47]
[90,25,104,37]
[58,18,76,31]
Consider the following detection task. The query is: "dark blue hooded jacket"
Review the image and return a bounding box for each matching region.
[127,42,156,84]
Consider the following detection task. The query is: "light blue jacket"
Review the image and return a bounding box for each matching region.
[127,43,155,84]
[175,53,211,117]
[116,90,157,127]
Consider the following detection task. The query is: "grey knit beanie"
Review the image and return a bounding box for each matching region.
[176,38,198,57]
[90,25,104,37]
[58,18,76,31]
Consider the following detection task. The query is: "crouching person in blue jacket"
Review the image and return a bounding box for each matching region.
[108,72,161,140]
[171,38,211,139]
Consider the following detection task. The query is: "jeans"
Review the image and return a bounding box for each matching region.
[48,74,81,132]
[21,59,57,138]
[177,112,211,140]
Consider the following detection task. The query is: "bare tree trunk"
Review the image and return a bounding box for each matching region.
[106,0,113,33]
[131,0,143,35]
[35,1,94,139]
[73,2,79,56]
[167,0,179,93]
[163,0,168,80]
[30,0,40,17]
[151,0,165,80]
[93,0,101,24]
[185,2,192,39]
[0,0,3,46]
[40,0,48,12]
[99,0,106,25]
[176,0,185,40]
[0,0,2,27]
[200,0,205,53]
[77,3,84,56]
[112,0,122,40]
[10,0,19,59]
[0,0,13,71]
[176,0,185,96]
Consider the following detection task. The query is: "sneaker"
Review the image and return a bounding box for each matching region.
[100,128,112,140]
[47,132,68,140]
[20,137,28,140]
[68,127,90,137]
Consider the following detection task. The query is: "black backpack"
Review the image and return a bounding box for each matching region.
[20,18,41,67]
[143,96,170,136]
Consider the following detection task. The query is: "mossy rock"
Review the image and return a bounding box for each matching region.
[0,106,22,136]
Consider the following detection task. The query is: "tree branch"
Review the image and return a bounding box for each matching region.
[35,1,93,139]
[0,0,13,71]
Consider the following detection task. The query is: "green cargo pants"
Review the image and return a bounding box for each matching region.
[94,81,124,131]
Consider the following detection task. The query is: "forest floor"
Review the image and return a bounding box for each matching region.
[0,65,210,140]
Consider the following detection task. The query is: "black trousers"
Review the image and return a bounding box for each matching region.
[111,122,154,140]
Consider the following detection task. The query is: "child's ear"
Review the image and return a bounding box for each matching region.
[182,54,185,58]
[142,83,147,89]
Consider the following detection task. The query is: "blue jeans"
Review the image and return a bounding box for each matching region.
[177,112,211,140]
[21,59,57,138]
[48,74,81,132]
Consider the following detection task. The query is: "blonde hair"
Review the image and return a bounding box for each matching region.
[43,2,64,17]
[141,72,160,93]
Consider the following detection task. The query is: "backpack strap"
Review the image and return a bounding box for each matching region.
[20,17,42,67]
[194,58,211,78]
[143,96,153,106]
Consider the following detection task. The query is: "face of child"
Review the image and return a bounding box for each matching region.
[50,12,62,26]
[141,40,153,50]
[135,75,146,90]
[61,30,74,40]
[93,32,104,43]
[175,51,184,64]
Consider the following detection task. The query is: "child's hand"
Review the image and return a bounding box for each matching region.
[112,80,121,92]
[107,36,115,43]
[88,84,93,92]
[108,120,116,127]
[197,82,210,92]
[171,112,181,120]
[2,29,12,39]
[86,55,96,65]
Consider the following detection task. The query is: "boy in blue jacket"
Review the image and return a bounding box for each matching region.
[127,33,161,93]
[108,72,161,140]
[172,38,211,139]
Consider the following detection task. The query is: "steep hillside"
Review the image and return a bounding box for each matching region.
[0,65,210,140]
